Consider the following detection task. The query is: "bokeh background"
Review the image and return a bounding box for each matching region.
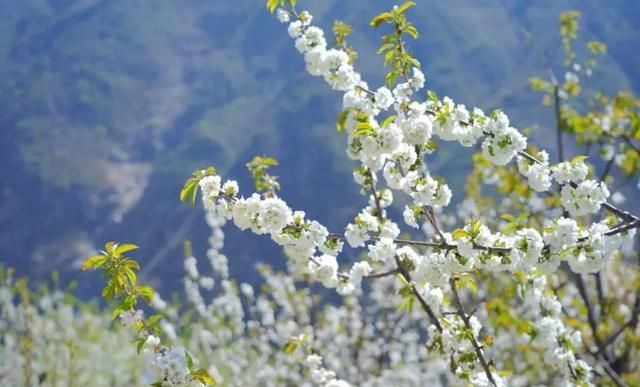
[1,0,638,295]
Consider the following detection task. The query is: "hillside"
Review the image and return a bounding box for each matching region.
[0,0,638,294]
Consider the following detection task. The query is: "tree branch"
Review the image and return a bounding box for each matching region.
[449,277,497,387]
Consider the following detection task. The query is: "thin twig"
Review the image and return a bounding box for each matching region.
[449,277,497,387]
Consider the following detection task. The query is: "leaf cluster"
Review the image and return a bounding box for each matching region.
[247,156,281,193]
[370,1,421,86]
[266,0,297,13]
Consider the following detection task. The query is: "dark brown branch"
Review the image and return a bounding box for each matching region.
[574,274,608,360]
[394,256,442,332]
[553,84,564,163]
[364,268,399,280]
[449,277,497,387]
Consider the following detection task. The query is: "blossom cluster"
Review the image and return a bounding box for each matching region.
[147,205,449,386]
[518,276,592,385]
[0,275,141,386]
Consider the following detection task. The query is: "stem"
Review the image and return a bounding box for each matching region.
[449,278,497,387]
[574,274,613,367]
[363,268,399,280]
[554,85,564,163]
[599,157,615,183]
[368,170,385,222]
[423,206,445,241]
[395,256,442,331]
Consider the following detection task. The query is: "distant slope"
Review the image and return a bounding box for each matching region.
[0,0,638,294]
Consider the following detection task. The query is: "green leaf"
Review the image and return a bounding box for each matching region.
[185,350,194,372]
[266,0,279,13]
[377,43,394,54]
[116,243,139,255]
[427,90,439,103]
[111,306,124,320]
[469,219,482,238]
[587,40,607,55]
[500,213,516,222]
[180,178,199,206]
[455,275,478,294]
[137,285,155,304]
[82,255,107,271]
[381,115,397,128]
[397,1,416,14]
[406,55,421,68]
[123,259,141,270]
[354,122,376,136]
[490,108,503,119]
[336,109,349,132]
[191,369,216,386]
[405,25,419,39]
[385,71,398,86]
[570,155,589,165]
[147,314,163,327]
[384,49,395,66]
[134,337,146,354]
[105,241,116,254]
[452,229,468,240]
[283,339,299,355]
[370,12,392,28]
[123,268,137,287]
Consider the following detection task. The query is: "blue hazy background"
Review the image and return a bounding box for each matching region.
[1,0,638,295]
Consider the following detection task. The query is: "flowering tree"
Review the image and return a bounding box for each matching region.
[81,1,639,386]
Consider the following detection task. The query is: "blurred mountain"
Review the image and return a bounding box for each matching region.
[0,0,638,294]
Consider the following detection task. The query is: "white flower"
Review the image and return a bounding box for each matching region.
[349,261,372,287]
[560,180,610,217]
[305,47,328,76]
[298,11,313,26]
[232,194,261,230]
[143,335,160,353]
[399,113,433,145]
[383,162,405,189]
[396,246,420,268]
[327,64,360,91]
[512,228,544,271]
[184,256,199,279]
[600,144,615,161]
[221,180,239,197]
[287,20,303,38]
[294,26,325,53]
[344,223,368,248]
[119,309,143,328]
[326,380,352,387]
[304,354,322,370]
[199,277,215,290]
[551,160,589,184]
[403,206,419,228]
[405,173,451,208]
[481,127,527,166]
[409,67,425,90]
[312,254,339,288]
[276,8,290,23]
[367,237,397,263]
[423,285,443,312]
[374,86,394,110]
[519,160,552,192]
[393,82,414,101]
[544,217,579,254]
[199,175,221,200]
[256,197,292,234]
